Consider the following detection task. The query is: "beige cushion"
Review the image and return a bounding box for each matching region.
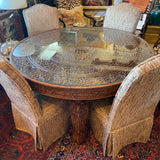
[90,98,113,143]
[58,5,84,27]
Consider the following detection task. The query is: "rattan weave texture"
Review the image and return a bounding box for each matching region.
[103,3,141,34]
[90,54,160,158]
[0,55,70,151]
[23,4,60,36]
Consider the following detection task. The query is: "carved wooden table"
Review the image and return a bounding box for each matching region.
[10,27,154,144]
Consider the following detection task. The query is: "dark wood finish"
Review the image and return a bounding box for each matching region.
[0,11,13,21]
[11,13,24,40]
[0,25,6,42]
[0,11,24,41]
[0,11,12,42]
[0,11,14,42]
[26,77,120,100]
[26,76,120,144]
[70,100,89,144]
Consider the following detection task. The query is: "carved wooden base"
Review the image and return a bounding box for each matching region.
[69,100,89,144]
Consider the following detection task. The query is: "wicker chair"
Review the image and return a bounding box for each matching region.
[103,3,141,34]
[23,3,61,36]
[0,55,70,151]
[89,54,160,158]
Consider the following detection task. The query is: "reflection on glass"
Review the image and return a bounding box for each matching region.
[13,43,35,57]
[0,39,18,58]
[10,28,153,87]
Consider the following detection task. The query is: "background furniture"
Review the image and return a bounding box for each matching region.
[124,0,150,13]
[82,0,112,6]
[153,33,160,54]
[0,10,24,42]
[10,27,154,144]
[56,0,95,27]
[0,25,6,42]
[23,3,60,36]
[0,0,28,39]
[0,55,70,151]
[36,0,56,7]
[135,0,157,38]
[90,54,160,158]
[144,25,160,43]
[103,3,141,33]
[83,6,107,27]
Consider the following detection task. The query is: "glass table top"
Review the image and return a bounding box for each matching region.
[10,27,154,87]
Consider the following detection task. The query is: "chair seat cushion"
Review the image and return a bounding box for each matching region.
[90,97,113,143]
[36,93,69,118]
[35,93,70,150]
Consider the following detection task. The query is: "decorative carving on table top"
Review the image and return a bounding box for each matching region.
[10,28,154,87]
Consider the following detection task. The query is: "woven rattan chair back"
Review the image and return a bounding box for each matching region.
[0,56,41,119]
[103,3,141,33]
[103,54,160,157]
[0,55,70,151]
[23,3,60,36]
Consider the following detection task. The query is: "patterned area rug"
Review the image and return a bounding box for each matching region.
[0,90,52,160]
[0,89,160,160]
[48,113,160,160]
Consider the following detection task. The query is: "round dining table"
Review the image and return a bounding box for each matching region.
[10,27,154,144]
